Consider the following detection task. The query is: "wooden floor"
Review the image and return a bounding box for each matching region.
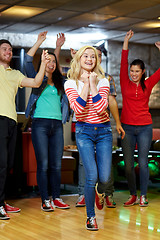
[1,188,160,240]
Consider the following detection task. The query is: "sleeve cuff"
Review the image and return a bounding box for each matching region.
[92,93,102,103]
[76,96,86,107]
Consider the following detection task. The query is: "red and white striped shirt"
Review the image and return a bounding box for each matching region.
[64,78,110,124]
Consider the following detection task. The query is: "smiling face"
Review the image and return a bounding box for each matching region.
[45,54,56,74]
[80,48,96,73]
[130,65,145,85]
[0,43,13,65]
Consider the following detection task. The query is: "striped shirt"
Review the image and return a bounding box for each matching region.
[64,78,110,124]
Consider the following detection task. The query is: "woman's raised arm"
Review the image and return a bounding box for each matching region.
[123,30,134,50]
[27,31,48,57]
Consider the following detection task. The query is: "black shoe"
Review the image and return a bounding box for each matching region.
[86,216,98,231]
[0,206,10,220]
[41,200,54,212]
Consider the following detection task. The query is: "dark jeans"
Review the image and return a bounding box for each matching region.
[32,118,64,202]
[0,116,17,206]
[104,165,115,196]
[121,123,152,196]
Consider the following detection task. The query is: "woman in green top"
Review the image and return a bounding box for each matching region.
[24,31,70,211]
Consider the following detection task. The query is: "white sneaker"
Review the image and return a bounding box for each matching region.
[0,206,10,220]
[76,195,86,207]
[49,197,55,210]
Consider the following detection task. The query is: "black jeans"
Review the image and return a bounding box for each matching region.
[0,116,17,206]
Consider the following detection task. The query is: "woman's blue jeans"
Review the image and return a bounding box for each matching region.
[76,124,112,218]
[32,118,64,202]
[121,124,152,196]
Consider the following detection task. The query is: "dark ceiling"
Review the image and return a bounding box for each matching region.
[0,0,160,48]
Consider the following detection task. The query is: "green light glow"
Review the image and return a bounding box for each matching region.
[119,209,130,223]
[148,161,160,177]
[148,226,154,231]
[136,222,141,226]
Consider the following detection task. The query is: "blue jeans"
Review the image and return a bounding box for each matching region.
[78,156,114,197]
[121,124,152,196]
[32,118,64,202]
[76,123,112,218]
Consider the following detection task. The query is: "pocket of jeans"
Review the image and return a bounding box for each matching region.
[103,126,112,133]
[75,125,85,134]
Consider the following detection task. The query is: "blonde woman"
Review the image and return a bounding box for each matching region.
[64,46,112,230]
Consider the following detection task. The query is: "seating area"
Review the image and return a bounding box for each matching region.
[152,128,160,141]
[151,128,160,151]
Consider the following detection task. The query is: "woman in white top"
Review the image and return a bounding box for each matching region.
[64,46,112,231]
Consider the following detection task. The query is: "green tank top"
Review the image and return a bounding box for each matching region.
[34,84,62,120]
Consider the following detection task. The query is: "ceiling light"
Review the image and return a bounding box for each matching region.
[146,22,160,28]
[88,24,96,27]
[2,6,47,17]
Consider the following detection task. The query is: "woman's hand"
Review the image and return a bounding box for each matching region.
[41,50,50,65]
[70,48,77,58]
[124,30,134,42]
[56,33,65,48]
[37,31,48,44]
[80,72,90,85]
[89,72,97,85]
[89,72,98,97]
[116,123,125,139]
[79,72,90,101]
[155,41,160,50]
[123,30,134,50]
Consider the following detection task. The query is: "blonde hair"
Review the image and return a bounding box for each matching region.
[67,46,105,83]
